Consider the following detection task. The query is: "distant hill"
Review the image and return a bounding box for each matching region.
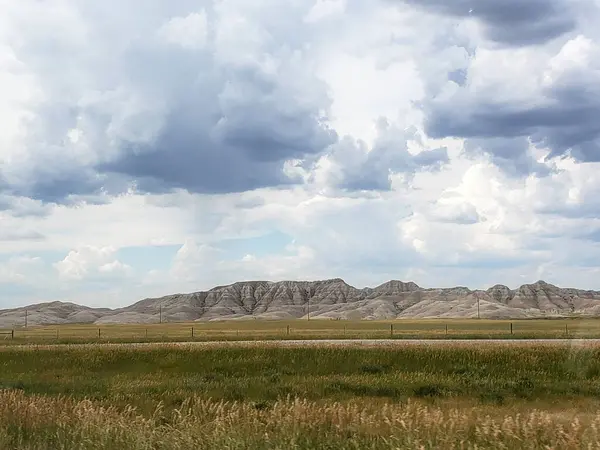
[2,279,600,327]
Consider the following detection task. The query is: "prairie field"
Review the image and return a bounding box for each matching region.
[2,341,600,448]
[2,317,600,344]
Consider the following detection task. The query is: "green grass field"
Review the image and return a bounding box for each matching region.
[2,317,600,344]
[2,342,600,448]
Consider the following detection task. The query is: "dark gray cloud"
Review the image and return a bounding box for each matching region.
[426,92,600,149]
[412,146,450,168]
[19,173,106,204]
[394,0,579,46]
[463,137,552,176]
[422,35,600,171]
[0,0,335,202]
[325,120,449,191]
[98,58,336,194]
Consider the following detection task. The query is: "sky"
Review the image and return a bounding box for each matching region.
[1,0,600,308]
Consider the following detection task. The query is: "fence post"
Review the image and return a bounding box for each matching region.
[11,329,14,340]
[445,324,448,336]
[566,324,568,336]
[98,328,101,339]
[390,324,394,338]
[344,325,346,336]
[191,327,194,338]
[145,328,148,339]
[510,322,513,335]
[286,325,290,336]
[56,329,59,339]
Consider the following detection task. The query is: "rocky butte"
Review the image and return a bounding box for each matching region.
[2,279,600,327]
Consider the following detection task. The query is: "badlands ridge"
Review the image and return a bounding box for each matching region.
[2,279,600,327]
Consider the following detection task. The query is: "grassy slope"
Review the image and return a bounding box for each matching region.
[2,343,600,448]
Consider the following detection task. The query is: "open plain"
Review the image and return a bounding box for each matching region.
[3,285,600,448]
[2,339,600,449]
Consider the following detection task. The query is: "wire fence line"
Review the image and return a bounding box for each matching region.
[0,330,14,340]
[0,319,598,342]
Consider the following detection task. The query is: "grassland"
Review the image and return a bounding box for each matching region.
[2,342,600,448]
[3,317,600,344]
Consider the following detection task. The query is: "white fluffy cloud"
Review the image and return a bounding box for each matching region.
[304,0,346,23]
[169,239,220,283]
[54,245,131,281]
[158,11,209,50]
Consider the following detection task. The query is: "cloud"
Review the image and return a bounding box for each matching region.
[0,195,51,218]
[304,0,346,23]
[393,0,581,46]
[420,34,600,171]
[523,158,600,217]
[426,195,481,224]
[54,245,132,281]
[0,256,43,284]
[231,242,317,280]
[316,120,449,191]
[463,137,552,176]
[158,11,209,50]
[169,239,220,283]
[0,229,45,242]
[0,0,336,202]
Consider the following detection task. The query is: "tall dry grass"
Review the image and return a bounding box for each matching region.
[0,390,598,449]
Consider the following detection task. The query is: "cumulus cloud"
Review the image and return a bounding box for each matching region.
[426,195,481,224]
[421,34,600,170]
[158,11,209,50]
[393,0,581,46]
[316,120,449,191]
[54,245,132,281]
[0,0,336,202]
[169,239,219,283]
[463,137,552,176]
[0,195,51,218]
[304,0,346,23]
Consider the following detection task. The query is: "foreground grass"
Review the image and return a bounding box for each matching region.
[1,391,598,449]
[2,343,600,448]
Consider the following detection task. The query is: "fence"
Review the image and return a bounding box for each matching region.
[0,330,14,340]
[0,319,593,343]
